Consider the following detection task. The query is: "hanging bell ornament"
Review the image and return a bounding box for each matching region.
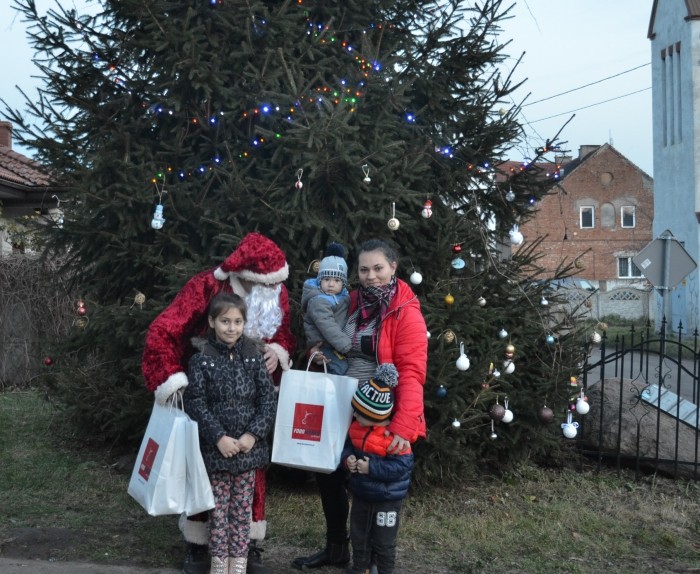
[576,391,590,415]
[362,164,371,184]
[538,405,554,424]
[421,199,433,218]
[444,293,455,306]
[455,342,470,371]
[502,398,514,423]
[509,225,524,245]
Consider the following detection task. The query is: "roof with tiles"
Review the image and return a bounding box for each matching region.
[0,147,51,188]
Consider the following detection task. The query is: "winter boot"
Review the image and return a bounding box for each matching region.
[292,539,350,570]
[245,541,269,574]
[183,542,210,574]
[210,556,228,574]
[229,557,248,574]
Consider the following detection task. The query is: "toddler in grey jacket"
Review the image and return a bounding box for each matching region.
[301,243,351,375]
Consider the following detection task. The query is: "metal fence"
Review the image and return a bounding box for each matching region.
[578,317,700,481]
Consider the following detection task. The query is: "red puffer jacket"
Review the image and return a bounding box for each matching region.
[348,279,428,442]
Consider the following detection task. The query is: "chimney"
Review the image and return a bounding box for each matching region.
[0,121,12,149]
[578,145,599,160]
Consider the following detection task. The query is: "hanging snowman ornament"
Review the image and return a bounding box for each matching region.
[509,225,524,245]
[451,243,465,270]
[561,411,579,439]
[151,203,165,230]
[456,342,470,371]
[421,199,433,218]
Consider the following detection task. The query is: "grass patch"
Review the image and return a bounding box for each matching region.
[2,390,700,573]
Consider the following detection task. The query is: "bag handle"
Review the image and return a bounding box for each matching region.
[307,351,328,374]
[165,390,185,411]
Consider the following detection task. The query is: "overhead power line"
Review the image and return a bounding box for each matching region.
[528,87,651,123]
[523,63,651,107]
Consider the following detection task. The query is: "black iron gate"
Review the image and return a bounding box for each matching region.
[579,317,700,480]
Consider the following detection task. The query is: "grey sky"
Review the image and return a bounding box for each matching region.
[1,1,653,175]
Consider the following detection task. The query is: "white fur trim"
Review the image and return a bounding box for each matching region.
[179,513,209,545]
[267,342,291,370]
[250,520,267,541]
[229,275,246,296]
[214,266,228,280]
[154,372,189,406]
[234,264,289,286]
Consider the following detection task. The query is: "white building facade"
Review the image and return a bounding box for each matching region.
[649,0,700,331]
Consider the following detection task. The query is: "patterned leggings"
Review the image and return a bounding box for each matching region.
[209,469,255,559]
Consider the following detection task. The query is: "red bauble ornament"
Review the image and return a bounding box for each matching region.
[452,244,462,254]
[43,356,54,366]
[77,300,87,316]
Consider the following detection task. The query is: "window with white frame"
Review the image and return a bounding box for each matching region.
[580,206,594,229]
[618,257,643,278]
[621,206,636,228]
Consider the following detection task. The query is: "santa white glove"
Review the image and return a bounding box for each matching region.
[154,372,189,406]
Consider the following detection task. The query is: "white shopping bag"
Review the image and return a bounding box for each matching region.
[272,357,358,473]
[184,417,215,515]
[128,398,189,516]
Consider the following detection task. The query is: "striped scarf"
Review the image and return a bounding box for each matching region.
[357,276,398,328]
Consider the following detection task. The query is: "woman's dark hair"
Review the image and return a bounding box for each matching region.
[208,292,247,322]
[357,239,398,264]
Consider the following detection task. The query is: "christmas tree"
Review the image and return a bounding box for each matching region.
[5,0,586,480]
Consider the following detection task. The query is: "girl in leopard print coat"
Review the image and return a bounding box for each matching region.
[183,293,276,574]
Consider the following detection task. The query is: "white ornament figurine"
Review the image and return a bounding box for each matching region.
[456,342,470,371]
[151,204,165,230]
[502,360,515,375]
[509,225,524,245]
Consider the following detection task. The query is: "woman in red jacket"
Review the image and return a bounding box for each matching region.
[292,239,428,570]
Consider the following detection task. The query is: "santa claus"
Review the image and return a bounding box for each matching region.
[142,232,296,574]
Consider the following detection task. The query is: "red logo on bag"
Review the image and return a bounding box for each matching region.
[138,438,159,480]
[292,403,324,441]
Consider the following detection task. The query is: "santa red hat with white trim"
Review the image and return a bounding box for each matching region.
[214,232,289,284]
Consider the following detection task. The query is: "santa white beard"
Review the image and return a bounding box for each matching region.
[244,283,283,340]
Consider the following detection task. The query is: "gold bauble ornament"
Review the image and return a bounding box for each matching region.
[444,293,455,306]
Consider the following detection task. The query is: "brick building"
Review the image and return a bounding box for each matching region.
[518,143,654,290]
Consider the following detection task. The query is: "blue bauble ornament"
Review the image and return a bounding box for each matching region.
[436,385,447,398]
